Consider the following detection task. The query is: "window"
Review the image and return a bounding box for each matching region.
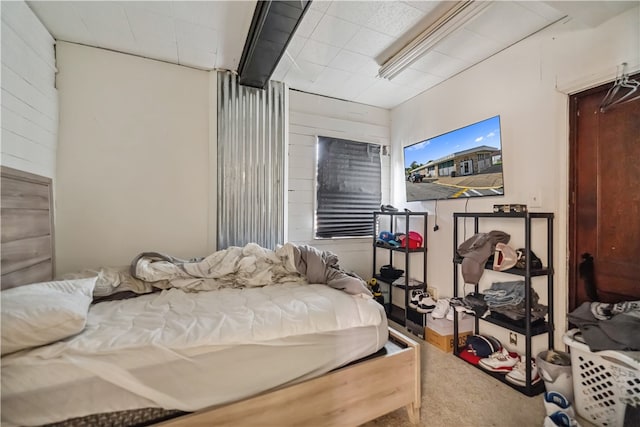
[316,136,381,238]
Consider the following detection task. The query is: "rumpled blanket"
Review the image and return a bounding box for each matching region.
[131,243,304,291]
[65,243,372,299]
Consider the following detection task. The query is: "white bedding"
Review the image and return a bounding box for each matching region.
[1,283,387,426]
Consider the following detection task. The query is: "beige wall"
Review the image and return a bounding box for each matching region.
[55,43,213,274]
[390,7,639,350]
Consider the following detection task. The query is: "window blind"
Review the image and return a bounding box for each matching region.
[316,136,381,238]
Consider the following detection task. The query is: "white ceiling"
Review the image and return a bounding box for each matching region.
[27,1,638,109]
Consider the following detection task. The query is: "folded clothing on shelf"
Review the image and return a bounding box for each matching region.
[393,277,424,288]
[379,265,404,280]
[484,280,525,307]
[489,311,547,328]
[463,292,489,317]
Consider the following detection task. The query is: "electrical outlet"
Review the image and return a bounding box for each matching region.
[509,332,518,345]
[427,286,438,300]
[529,190,542,208]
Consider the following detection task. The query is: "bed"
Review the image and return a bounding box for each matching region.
[0,165,421,426]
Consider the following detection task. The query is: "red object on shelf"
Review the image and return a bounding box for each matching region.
[398,231,423,249]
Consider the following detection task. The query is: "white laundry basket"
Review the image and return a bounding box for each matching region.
[563,329,640,427]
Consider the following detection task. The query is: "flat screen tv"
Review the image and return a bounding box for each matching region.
[403,115,504,202]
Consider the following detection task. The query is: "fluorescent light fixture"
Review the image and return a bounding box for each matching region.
[378,0,492,80]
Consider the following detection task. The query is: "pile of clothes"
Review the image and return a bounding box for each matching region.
[485,280,547,326]
[459,281,548,327]
[568,300,640,351]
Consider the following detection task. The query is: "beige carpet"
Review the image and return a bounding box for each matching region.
[361,327,595,427]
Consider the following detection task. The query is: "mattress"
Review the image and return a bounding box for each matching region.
[1,283,387,426]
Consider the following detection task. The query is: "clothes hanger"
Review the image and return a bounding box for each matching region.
[599,63,640,112]
[599,73,622,111]
[609,74,639,105]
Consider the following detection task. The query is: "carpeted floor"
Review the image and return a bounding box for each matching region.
[361,327,595,427]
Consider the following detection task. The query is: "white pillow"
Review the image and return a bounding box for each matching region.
[1,277,97,355]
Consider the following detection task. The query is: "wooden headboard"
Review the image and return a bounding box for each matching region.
[1,166,55,290]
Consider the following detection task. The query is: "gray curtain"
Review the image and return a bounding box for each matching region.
[217,71,286,249]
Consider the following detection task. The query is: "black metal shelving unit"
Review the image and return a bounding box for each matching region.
[372,211,428,336]
[452,211,554,397]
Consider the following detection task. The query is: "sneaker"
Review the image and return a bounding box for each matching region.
[478,348,519,372]
[505,356,541,386]
[409,290,424,309]
[543,391,575,418]
[416,294,437,313]
[446,307,454,321]
[431,298,450,319]
[543,411,581,427]
[446,305,466,321]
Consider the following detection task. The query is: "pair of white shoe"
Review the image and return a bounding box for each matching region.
[431,298,466,321]
[505,356,541,386]
[542,391,581,427]
[409,290,437,313]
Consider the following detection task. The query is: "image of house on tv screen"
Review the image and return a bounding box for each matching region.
[403,115,504,202]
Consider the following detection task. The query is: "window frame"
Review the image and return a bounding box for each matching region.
[314,135,382,240]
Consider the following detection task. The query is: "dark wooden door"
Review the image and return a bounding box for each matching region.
[569,75,640,310]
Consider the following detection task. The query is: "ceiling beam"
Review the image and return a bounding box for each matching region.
[238,0,311,89]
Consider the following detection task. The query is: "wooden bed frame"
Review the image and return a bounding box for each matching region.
[0,165,422,426]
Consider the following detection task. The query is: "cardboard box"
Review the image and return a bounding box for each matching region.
[426,328,472,353]
[425,313,474,353]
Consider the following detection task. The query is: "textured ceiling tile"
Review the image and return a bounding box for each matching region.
[517,0,567,21]
[73,1,135,47]
[170,1,221,29]
[403,1,441,14]
[325,1,379,25]
[296,39,341,67]
[310,67,354,98]
[310,0,332,14]
[410,50,471,78]
[389,67,443,90]
[126,1,173,17]
[271,54,293,82]
[284,58,326,86]
[344,27,394,58]
[336,73,380,100]
[174,20,218,54]
[286,35,308,58]
[24,0,620,109]
[433,28,501,64]
[355,78,416,109]
[124,5,176,45]
[295,8,324,38]
[465,2,550,44]
[364,1,425,37]
[329,49,379,77]
[177,45,216,69]
[27,1,95,45]
[309,14,359,48]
